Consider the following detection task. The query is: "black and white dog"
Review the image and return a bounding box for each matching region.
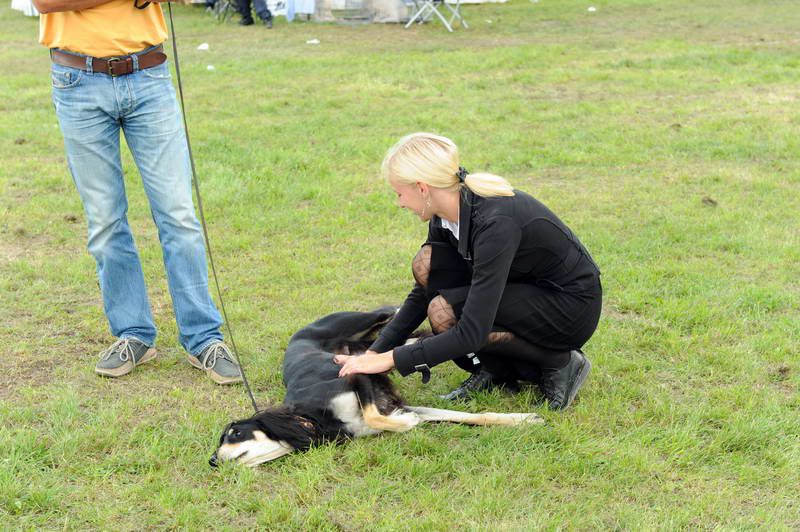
[210,308,542,467]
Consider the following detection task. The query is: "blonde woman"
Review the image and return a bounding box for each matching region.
[334,133,602,410]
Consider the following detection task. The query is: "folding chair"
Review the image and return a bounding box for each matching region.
[404,0,468,32]
[210,0,239,23]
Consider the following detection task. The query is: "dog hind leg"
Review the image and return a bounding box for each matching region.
[361,403,421,432]
[405,406,543,426]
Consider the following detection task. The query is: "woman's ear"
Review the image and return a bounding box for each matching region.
[416,181,429,196]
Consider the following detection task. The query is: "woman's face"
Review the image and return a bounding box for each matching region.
[390,181,428,221]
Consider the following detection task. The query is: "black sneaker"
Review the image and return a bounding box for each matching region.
[539,350,591,410]
[440,369,519,401]
[262,16,273,28]
[238,17,254,25]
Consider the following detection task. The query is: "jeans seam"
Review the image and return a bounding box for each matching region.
[192,338,222,357]
[119,334,152,347]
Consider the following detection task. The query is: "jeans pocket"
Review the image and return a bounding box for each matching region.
[51,65,83,89]
[142,62,171,80]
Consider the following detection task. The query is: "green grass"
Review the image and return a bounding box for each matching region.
[1,0,799,528]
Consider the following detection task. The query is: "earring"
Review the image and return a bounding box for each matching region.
[421,196,432,218]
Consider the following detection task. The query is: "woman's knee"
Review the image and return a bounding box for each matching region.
[427,295,456,333]
[412,244,432,287]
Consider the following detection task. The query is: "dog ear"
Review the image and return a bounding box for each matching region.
[217,421,234,446]
[253,409,318,451]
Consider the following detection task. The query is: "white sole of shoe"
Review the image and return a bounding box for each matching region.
[186,354,243,385]
[95,347,157,378]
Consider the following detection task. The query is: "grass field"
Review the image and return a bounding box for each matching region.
[1,0,799,528]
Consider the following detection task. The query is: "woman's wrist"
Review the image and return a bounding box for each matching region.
[382,351,396,370]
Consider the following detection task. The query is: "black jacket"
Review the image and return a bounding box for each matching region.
[370,188,601,377]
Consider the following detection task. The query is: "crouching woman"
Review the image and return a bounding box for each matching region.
[335,133,602,410]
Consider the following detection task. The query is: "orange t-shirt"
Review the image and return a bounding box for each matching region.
[39,0,167,57]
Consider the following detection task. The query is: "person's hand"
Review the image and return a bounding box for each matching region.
[334,351,395,377]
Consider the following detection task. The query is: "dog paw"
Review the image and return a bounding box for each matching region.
[513,413,544,425]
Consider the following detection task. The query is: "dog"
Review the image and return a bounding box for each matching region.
[210,307,543,467]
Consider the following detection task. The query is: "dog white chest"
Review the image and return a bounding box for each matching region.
[329,392,381,437]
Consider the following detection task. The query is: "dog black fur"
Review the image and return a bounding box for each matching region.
[210,308,541,467]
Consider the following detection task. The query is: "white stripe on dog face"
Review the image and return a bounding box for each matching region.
[216,430,294,467]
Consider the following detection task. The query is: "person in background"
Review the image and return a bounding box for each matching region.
[31,0,244,385]
[237,0,273,27]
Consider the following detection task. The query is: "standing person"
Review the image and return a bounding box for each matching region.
[335,133,602,410]
[32,0,243,384]
[236,0,273,27]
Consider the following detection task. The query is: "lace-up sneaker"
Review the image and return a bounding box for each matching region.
[439,369,519,401]
[188,341,243,385]
[539,350,592,410]
[95,337,156,378]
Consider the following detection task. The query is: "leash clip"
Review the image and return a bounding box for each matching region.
[414,364,431,384]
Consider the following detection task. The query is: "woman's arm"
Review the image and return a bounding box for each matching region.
[392,216,521,376]
[368,222,451,353]
[367,284,427,353]
[334,350,394,377]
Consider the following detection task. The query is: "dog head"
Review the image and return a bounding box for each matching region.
[210,408,317,468]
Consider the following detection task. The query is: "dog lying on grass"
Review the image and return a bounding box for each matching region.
[210,308,542,467]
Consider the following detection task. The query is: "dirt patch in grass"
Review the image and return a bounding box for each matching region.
[603,304,662,329]
[0,356,57,400]
[0,229,51,264]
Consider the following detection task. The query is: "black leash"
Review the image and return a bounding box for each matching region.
[165,2,260,414]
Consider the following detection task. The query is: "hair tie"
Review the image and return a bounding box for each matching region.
[456,166,468,183]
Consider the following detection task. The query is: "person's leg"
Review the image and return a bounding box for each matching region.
[433,280,601,407]
[426,294,521,401]
[236,0,254,23]
[479,331,570,374]
[412,244,476,372]
[489,282,602,409]
[122,61,224,356]
[252,0,273,24]
[123,59,242,384]
[52,62,157,348]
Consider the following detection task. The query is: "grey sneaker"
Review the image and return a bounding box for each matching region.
[95,337,156,378]
[188,341,243,385]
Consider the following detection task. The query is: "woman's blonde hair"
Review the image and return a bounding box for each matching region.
[381,132,514,197]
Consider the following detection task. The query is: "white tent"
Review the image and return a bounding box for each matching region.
[307,0,506,23]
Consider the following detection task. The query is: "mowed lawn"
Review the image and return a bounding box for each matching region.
[1,0,799,528]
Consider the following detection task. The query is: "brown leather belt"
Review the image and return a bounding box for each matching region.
[50,45,167,77]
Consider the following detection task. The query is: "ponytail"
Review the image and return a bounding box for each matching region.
[462,172,514,197]
[382,132,514,198]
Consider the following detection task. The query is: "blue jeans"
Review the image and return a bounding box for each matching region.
[51,46,223,355]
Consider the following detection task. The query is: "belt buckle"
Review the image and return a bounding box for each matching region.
[106,57,127,77]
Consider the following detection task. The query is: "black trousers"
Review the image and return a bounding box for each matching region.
[237,0,272,21]
[426,243,602,382]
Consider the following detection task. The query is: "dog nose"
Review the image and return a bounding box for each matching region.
[209,452,218,468]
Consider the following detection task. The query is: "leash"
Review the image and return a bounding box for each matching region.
[165,2,260,414]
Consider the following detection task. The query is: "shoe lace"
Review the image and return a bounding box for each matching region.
[100,338,138,366]
[201,343,237,370]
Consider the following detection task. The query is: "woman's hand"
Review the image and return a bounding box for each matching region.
[334,351,395,377]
